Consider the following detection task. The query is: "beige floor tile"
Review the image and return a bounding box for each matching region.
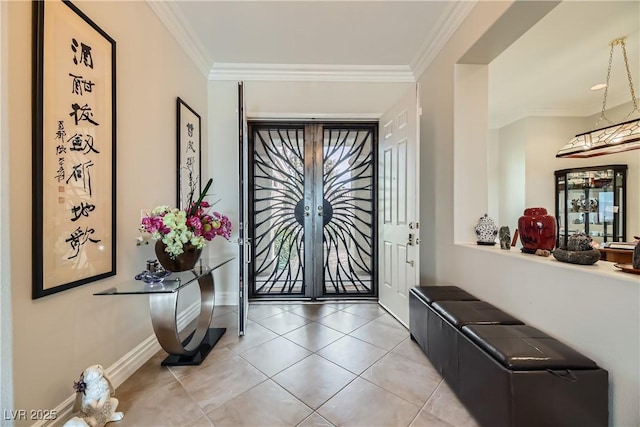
[375,312,408,330]
[179,353,267,413]
[360,352,441,406]
[207,380,312,426]
[349,318,409,350]
[283,322,345,351]
[391,338,431,366]
[323,302,355,311]
[317,377,421,427]
[212,305,238,318]
[247,304,286,320]
[255,310,311,334]
[317,310,372,334]
[239,336,312,376]
[290,304,338,321]
[116,380,206,427]
[422,381,479,427]
[110,302,474,427]
[210,311,240,330]
[269,303,299,312]
[273,354,356,409]
[168,347,236,380]
[115,350,178,397]
[316,335,387,375]
[410,410,455,427]
[342,303,388,320]
[216,321,279,354]
[186,415,215,426]
[297,412,336,427]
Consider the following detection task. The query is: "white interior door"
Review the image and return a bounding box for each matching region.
[378,85,420,326]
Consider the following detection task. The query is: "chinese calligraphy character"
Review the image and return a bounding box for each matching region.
[187,140,196,153]
[65,160,94,196]
[56,145,67,155]
[55,157,65,183]
[69,103,99,126]
[70,201,96,222]
[186,157,194,168]
[187,123,194,137]
[71,38,94,68]
[68,133,99,154]
[65,226,100,259]
[69,73,95,96]
[55,121,67,141]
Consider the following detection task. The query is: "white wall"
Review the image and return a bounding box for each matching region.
[497,120,526,233]
[419,1,640,425]
[0,1,14,424]
[208,79,413,304]
[487,128,500,224]
[453,64,489,243]
[7,1,208,422]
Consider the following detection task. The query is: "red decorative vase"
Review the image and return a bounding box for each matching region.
[155,240,202,272]
[517,207,557,254]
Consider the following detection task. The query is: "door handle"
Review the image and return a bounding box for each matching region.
[405,247,414,267]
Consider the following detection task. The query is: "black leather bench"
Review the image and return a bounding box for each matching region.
[409,285,478,359]
[409,286,608,427]
[429,300,524,391]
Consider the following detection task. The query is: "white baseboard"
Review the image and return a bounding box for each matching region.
[37,301,201,427]
[216,291,236,306]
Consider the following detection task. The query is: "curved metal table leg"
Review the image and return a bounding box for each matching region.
[148,271,226,366]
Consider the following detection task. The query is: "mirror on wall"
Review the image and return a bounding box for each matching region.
[488,0,639,241]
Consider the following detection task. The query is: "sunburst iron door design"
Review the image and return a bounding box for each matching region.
[249,123,376,298]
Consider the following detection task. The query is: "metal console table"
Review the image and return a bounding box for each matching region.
[94,256,235,366]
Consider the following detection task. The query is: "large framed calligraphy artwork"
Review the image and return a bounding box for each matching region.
[177,97,201,209]
[32,0,116,299]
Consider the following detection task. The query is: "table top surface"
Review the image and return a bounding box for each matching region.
[94,256,235,295]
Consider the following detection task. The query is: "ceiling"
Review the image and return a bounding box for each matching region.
[151,1,639,127]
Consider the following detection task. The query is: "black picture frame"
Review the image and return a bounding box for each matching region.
[177,97,202,209]
[32,0,116,299]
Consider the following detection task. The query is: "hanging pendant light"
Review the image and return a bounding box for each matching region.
[556,37,640,158]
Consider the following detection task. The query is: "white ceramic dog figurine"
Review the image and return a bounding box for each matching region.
[63,365,124,427]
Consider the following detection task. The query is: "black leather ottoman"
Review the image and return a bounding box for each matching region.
[409,286,478,357]
[458,324,608,427]
[429,301,524,392]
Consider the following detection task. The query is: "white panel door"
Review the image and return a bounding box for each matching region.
[378,85,420,326]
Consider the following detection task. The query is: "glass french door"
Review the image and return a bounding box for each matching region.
[248,122,377,299]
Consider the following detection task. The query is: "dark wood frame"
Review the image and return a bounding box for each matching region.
[176,97,202,209]
[32,0,116,299]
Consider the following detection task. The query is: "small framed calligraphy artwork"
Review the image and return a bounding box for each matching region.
[177,98,202,209]
[32,0,116,299]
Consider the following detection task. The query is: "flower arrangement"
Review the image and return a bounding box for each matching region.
[140,179,232,259]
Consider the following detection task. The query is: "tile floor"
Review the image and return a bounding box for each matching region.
[112,302,479,427]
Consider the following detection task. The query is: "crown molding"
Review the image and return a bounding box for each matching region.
[209,63,415,83]
[490,92,634,129]
[146,1,470,83]
[410,1,477,79]
[145,1,212,78]
[490,106,584,129]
